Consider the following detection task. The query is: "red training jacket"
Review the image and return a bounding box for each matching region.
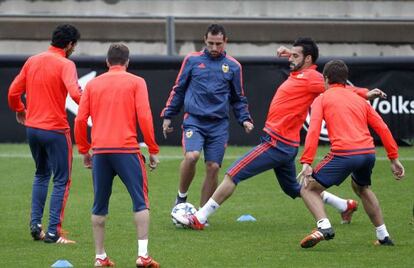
[264,65,368,147]
[8,46,81,130]
[300,84,398,164]
[74,65,159,155]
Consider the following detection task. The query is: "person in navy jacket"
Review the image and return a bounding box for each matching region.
[161,24,254,210]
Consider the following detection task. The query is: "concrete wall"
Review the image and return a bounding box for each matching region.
[1,0,414,57]
[1,0,414,19]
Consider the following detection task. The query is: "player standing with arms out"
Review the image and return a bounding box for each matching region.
[298,60,404,248]
[174,37,386,230]
[75,44,160,267]
[8,24,81,244]
[161,24,254,209]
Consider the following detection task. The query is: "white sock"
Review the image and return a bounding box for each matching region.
[195,198,220,224]
[321,191,348,212]
[375,224,389,240]
[317,218,332,230]
[96,253,107,260]
[178,191,188,198]
[138,239,148,257]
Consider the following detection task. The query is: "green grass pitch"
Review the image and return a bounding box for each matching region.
[0,144,413,267]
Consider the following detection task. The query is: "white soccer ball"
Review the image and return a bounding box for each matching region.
[171,202,197,228]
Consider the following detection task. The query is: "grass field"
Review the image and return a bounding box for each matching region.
[0,144,413,268]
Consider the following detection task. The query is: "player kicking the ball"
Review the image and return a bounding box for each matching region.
[173,37,386,230]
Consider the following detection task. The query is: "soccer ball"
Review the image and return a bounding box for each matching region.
[171,202,197,228]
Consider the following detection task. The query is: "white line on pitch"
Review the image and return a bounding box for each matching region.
[0,153,413,161]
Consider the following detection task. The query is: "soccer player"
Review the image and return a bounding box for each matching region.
[173,37,386,230]
[298,60,405,248]
[75,44,160,267]
[161,24,254,209]
[8,24,81,244]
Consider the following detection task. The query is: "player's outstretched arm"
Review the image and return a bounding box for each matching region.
[366,88,387,100]
[390,158,405,180]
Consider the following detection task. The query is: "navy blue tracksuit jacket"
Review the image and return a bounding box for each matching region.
[161,48,252,125]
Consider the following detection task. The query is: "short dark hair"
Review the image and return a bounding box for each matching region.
[293,37,319,63]
[107,43,129,65]
[51,24,80,48]
[323,60,349,85]
[204,24,226,39]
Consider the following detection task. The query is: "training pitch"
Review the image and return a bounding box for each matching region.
[0,144,413,267]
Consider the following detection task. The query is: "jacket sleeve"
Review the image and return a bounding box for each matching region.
[229,64,252,125]
[366,104,399,159]
[346,85,369,99]
[160,55,192,118]
[308,72,325,94]
[74,85,91,154]
[8,62,28,112]
[136,79,160,155]
[62,61,82,104]
[300,97,324,164]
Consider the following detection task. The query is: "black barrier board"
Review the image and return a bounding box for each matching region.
[1,55,413,146]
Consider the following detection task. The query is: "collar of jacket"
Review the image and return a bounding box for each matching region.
[108,65,127,72]
[48,46,66,57]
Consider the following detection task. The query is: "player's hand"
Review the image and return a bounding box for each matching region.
[276,46,291,58]
[243,121,254,133]
[297,163,314,188]
[390,158,405,180]
[16,110,26,125]
[82,153,92,169]
[367,88,387,100]
[162,119,174,139]
[149,154,160,171]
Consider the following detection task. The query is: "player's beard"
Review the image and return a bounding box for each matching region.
[290,59,305,71]
[66,48,74,58]
[209,50,221,58]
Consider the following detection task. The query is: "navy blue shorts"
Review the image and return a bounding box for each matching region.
[92,153,149,215]
[226,135,301,199]
[182,114,229,165]
[312,153,376,188]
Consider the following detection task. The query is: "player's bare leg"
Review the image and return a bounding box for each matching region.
[351,181,384,226]
[351,180,393,245]
[300,181,327,221]
[176,151,200,204]
[210,174,236,205]
[200,161,219,207]
[135,209,149,242]
[92,214,115,266]
[134,209,159,267]
[300,181,335,248]
[92,215,106,255]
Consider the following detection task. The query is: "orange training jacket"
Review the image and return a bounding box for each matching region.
[8,46,81,130]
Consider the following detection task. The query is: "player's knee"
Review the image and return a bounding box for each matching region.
[351,180,366,197]
[91,215,106,226]
[184,151,200,163]
[355,184,370,197]
[282,186,301,199]
[206,161,220,172]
